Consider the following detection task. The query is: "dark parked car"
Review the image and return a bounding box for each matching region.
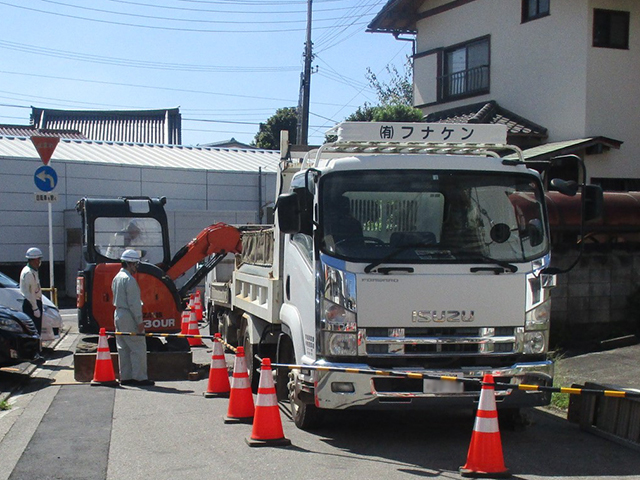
[0,306,40,367]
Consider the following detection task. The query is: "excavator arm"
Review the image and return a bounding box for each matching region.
[166,222,242,283]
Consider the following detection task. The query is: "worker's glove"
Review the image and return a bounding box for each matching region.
[33,308,41,318]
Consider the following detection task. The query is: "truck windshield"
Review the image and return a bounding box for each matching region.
[94,217,165,264]
[320,170,548,264]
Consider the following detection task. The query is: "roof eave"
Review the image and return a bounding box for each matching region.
[367,0,419,34]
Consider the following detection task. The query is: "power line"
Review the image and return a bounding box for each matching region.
[105,0,365,15]
[39,0,370,25]
[0,39,299,73]
[0,1,368,34]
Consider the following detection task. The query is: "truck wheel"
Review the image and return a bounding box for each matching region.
[207,304,219,336]
[289,370,323,430]
[242,329,260,393]
[275,337,293,401]
[219,310,238,347]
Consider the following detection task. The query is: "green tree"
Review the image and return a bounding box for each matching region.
[253,107,298,150]
[342,56,423,125]
[346,103,423,122]
[365,57,414,107]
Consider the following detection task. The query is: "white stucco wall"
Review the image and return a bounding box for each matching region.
[411,0,640,180]
[585,0,640,180]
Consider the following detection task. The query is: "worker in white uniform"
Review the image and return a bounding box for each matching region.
[20,247,45,362]
[112,249,154,386]
[20,248,44,333]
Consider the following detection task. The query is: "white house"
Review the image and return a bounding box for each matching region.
[368,0,640,190]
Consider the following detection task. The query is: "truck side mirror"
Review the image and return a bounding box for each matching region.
[277,193,301,234]
[583,184,604,222]
[550,178,579,196]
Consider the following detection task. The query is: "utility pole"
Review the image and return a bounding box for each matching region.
[297,0,313,146]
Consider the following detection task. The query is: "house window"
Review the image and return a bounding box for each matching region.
[522,0,550,23]
[442,37,490,101]
[593,9,630,49]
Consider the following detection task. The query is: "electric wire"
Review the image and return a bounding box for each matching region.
[0,1,368,33]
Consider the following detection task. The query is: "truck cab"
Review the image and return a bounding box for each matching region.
[213,122,559,429]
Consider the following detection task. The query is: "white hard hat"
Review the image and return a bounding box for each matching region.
[25,247,43,259]
[120,249,141,263]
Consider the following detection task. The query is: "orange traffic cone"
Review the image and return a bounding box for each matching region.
[204,333,230,398]
[460,374,510,478]
[186,304,205,347]
[194,290,203,322]
[246,358,291,447]
[224,346,255,424]
[180,308,190,335]
[91,328,118,387]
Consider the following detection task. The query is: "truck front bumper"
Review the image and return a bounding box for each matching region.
[313,360,554,410]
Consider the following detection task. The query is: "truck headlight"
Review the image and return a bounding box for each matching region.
[325,332,358,356]
[0,318,24,333]
[524,331,548,354]
[525,299,550,331]
[321,298,357,356]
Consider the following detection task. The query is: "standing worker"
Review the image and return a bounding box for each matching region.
[20,247,45,362]
[112,249,154,386]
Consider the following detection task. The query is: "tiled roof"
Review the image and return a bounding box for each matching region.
[0,124,86,139]
[200,137,255,149]
[425,100,548,139]
[30,107,182,145]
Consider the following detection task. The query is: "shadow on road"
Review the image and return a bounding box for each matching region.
[283,407,640,478]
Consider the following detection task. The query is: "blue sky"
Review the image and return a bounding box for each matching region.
[0,0,412,146]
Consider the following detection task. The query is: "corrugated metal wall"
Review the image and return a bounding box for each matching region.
[0,137,279,296]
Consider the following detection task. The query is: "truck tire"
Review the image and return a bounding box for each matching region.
[242,329,260,393]
[207,303,219,336]
[289,370,323,430]
[275,336,293,401]
[218,310,238,348]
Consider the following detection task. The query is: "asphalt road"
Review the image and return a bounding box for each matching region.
[1,311,639,480]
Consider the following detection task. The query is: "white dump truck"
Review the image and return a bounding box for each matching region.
[207,122,572,429]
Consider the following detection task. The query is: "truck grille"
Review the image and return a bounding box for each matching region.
[360,327,518,357]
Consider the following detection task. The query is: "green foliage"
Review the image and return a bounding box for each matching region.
[366,58,414,107]
[341,56,422,127]
[0,400,11,411]
[371,104,423,122]
[253,107,298,150]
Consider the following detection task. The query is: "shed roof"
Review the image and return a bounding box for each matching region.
[0,135,280,173]
[0,124,86,139]
[507,137,623,161]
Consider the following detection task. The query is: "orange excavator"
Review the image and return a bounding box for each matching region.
[75,196,242,338]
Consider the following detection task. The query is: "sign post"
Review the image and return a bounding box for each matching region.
[31,136,60,293]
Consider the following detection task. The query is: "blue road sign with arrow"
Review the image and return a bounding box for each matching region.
[34,165,58,192]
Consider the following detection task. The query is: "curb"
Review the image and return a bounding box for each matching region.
[0,326,71,407]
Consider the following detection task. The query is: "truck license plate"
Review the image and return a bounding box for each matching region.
[423,378,464,394]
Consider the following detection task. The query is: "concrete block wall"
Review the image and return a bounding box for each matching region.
[550,248,640,346]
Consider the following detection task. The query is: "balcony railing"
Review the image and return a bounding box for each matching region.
[441,65,490,100]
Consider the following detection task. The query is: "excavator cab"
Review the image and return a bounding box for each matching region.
[76,196,182,336]
[76,196,243,338]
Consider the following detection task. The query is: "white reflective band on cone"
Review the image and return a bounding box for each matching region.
[231,376,250,389]
[473,416,500,434]
[256,391,278,407]
[478,388,497,411]
[211,357,226,367]
[96,349,111,361]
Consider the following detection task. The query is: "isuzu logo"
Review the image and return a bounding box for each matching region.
[412,310,475,323]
